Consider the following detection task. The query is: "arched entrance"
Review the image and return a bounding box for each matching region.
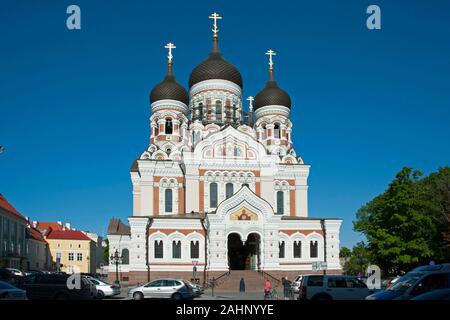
[227,233,261,270]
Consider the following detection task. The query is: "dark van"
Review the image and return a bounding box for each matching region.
[18,273,96,300]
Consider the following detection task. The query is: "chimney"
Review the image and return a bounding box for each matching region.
[57,221,62,226]
[65,223,71,230]
[33,221,37,229]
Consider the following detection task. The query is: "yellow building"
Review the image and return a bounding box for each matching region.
[42,225,95,274]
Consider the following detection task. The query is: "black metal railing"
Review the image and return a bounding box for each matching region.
[259,270,281,288]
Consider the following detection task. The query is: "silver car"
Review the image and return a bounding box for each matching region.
[0,281,27,300]
[87,277,121,299]
[129,278,194,300]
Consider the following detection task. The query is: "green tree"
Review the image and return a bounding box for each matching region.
[343,242,371,275]
[340,247,352,258]
[354,167,438,274]
[103,238,109,264]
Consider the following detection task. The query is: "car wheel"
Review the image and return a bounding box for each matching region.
[55,293,69,300]
[172,293,182,300]
[133,292,144,300]
[97,290,105,299]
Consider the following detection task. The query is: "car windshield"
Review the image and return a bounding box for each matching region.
[0,281,17,290]
[387,273,422,292]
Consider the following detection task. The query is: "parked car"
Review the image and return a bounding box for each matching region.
[86,276,120,299]
[129,278,194,300]
[188,281,204,297]
[25,270,43,276]
[297,275,374,300]
[0,268,16,284]
[7,268,25,277]
[291,275,303,293]
[366,263,450,300]
[411,288,450,300]
[17,273,97,300]
[0,281,27,300]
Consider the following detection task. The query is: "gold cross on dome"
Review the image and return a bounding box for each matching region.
[265,49,277,70]
[209,12,222,35]
[164,42,176,64]
[247,96,254,110]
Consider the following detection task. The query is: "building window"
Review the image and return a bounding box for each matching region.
[165,189,173,213]
[210,183,218,208]
[165,118,173,134]
[154,240,163,259]
[276,191,284,215]
[279,241,285,259]
[190,241,199,259]
[293,241,302,258]
[225,183,234,199]
[310,241,318,258]
[262,125,267,140]
[68,252,74,261]
[172,240,181,259]
[77,253,83,261]
[215,100,222,121]
[274,123,280,138]
[121,248,129,264]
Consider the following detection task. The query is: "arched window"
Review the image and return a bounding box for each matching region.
[310,241,318,258]
[274,123,280,138]
[226,183,234,199]
[210,183,218,208]
[165,118,173,134]
[294,241,302,258]
[190,241,199,259]
[262,125,267,140]
[165,189,173,213]
[172,240,181,259]
[215,100,222,121]
[197,103,204,119]
[154,240,163,259]
[121,249,129,264]
[279,241,285,259]
[276,191,284,215]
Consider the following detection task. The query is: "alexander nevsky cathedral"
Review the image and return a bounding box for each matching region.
[107,13,342,286]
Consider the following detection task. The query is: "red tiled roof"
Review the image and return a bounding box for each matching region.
[0,194,27,221]
[36,222,64,232]
[28,227,47,243]
[45,228,91,241]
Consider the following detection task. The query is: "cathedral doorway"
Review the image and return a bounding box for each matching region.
[227,233,261,270]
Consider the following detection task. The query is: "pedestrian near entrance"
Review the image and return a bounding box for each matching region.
[282,277,292,300]
[264,279,271,299]
[239,277,245,293]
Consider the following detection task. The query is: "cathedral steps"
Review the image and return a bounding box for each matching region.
[209,270,280,292]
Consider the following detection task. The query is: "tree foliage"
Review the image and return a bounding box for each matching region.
[343,242,372,275]
[353,167,450,275]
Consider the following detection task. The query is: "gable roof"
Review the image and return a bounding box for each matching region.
[27,227,48,243]
[0,194,27,222]
[45,228,91,241]
[107,218,131,235]
[36,222,64,232]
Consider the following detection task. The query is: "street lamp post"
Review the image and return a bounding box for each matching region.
[110,249,122,284]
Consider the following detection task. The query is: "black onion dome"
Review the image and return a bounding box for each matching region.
[189,38,242,88]
[150,63,189,105]
[254,71,291,109]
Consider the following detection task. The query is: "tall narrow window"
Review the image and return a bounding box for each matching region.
[226,183,234,199]
[210,183,218,208]
[262,125,267,140]
[294,241,302,258]
[172,240,181,259]
[165,118,173,134]
[279,241,285,259]
[274,123,280,138]
[190,241,199,259]
[121,249,129,264]
[310,241,318,258]
[215,100,222,121]
[165,189,173,213]
[154,240,163,259]
[276,191,284,215]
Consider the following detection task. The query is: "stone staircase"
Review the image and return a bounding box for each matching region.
[209,270,280,292]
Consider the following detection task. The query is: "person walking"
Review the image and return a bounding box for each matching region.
[283,276,292,300]
[239,277,246,293]
[264,279,271,300]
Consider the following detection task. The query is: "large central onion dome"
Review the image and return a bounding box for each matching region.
[150,62,189,105]
[189,37,242,88]
[254,69,291,109]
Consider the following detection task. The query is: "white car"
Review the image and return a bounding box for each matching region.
[291,275,303,293]
[87,277,121,299]
[6,268,24,277]
[0,281,27,300]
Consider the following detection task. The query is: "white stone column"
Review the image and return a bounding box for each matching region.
[128,217,150,271]
[324,220,342,270]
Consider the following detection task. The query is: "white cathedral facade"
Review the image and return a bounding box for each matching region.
[107,13,342,284]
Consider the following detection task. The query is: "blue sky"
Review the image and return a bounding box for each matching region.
[1,0,449,248]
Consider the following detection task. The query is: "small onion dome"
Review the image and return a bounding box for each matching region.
[189,36,242,88]
[150,62,189,105]
[254,69,291,110]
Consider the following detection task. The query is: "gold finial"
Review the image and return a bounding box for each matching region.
[265,49,277,71]
[209,12,222,38]
[164,42,176,64]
